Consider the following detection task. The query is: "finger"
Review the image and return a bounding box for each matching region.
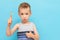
[29,31,31,33]
[10,12,12,20]
[10,11,12,18]
[26,33,29,38]
[9,17,12,21]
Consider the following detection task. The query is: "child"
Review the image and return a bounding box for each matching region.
[6,2,39,40]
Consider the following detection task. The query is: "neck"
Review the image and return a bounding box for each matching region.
[22,20,29,24]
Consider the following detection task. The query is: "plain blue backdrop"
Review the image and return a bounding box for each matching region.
[0,0,60,40]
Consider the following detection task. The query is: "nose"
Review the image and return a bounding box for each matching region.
[23,15,26,18]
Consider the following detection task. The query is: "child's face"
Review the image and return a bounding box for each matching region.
[19,8,31,22]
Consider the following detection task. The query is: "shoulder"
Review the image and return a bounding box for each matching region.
[14,23,20,27]
[30,22,37,30]
[30,22,38,29]
[30,22,36,27]
[30,22,35,25]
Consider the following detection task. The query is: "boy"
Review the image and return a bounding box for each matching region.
[6,2,39,40]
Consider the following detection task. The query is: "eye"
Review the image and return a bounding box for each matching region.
[21,13,23,15]
[26,13,28,15]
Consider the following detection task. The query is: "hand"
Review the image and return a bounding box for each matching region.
[26,31,33,38]
[8,12,12,26]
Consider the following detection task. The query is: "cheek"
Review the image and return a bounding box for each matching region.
[22,16,24,19]
[26,15,30,19]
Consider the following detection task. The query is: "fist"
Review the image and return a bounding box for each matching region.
[26,31,33,38]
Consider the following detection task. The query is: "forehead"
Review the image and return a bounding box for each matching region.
[20,7,30,13]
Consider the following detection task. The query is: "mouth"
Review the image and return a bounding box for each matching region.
[23,19,26,20]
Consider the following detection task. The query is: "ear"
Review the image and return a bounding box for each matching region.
[29,12,31,16]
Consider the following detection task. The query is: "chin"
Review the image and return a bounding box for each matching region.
[22,19,28,22]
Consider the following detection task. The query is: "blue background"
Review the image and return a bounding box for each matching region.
[0,0,60,40]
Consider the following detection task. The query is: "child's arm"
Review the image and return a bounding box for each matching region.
[32,26,39,40]
[6,24,19,36]
[6,14,19,36]
[26,26,39,40]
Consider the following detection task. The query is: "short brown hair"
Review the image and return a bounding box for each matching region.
[18,2,31,12]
